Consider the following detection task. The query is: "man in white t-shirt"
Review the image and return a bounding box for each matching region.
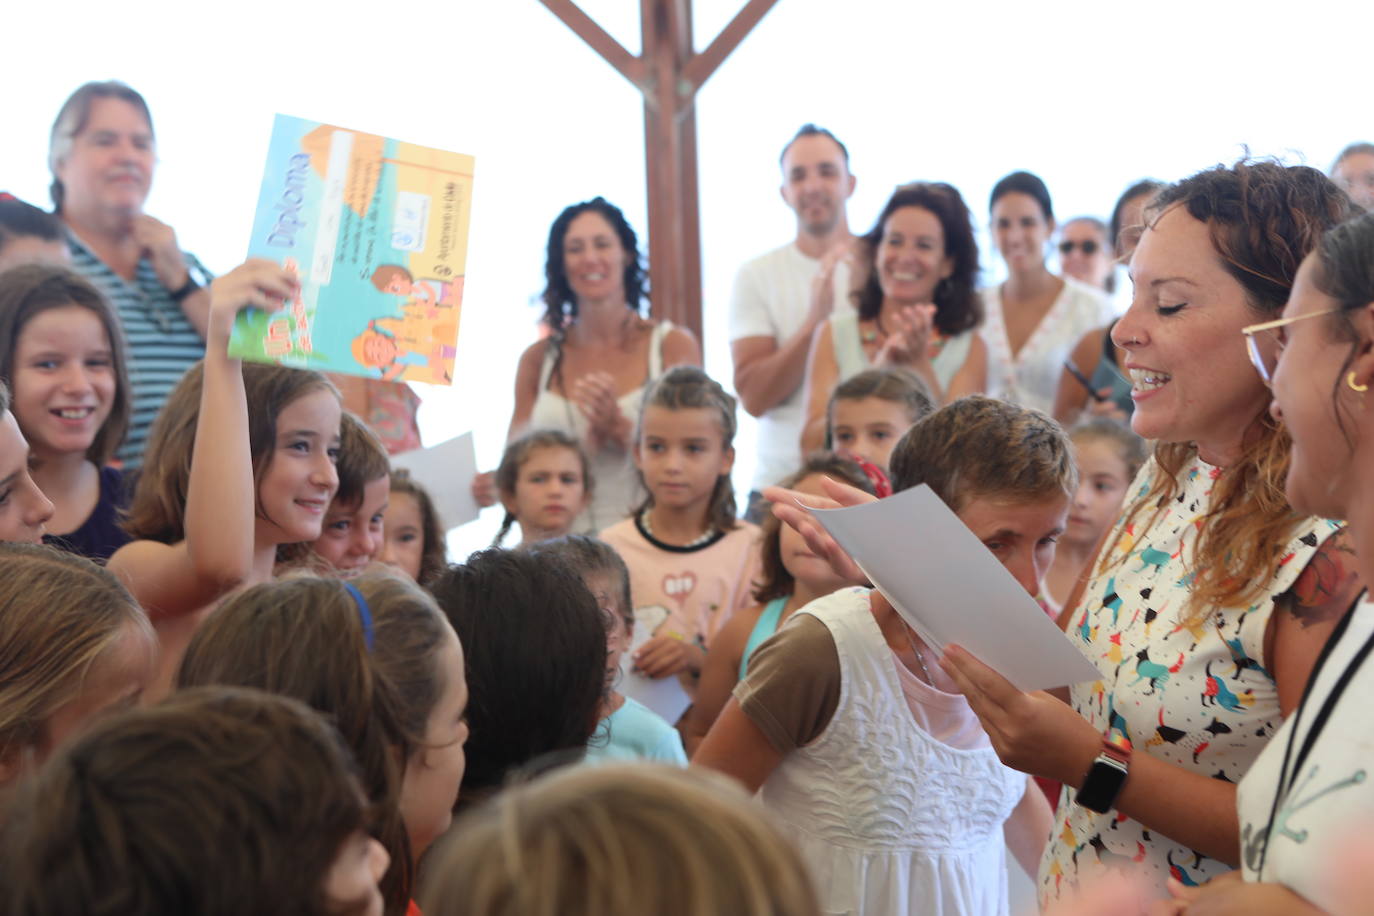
[729,125,857,519]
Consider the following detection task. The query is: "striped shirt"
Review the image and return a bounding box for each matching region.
[67,231,210,468]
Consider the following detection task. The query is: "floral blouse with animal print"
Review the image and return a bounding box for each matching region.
[1039,452,1341,904]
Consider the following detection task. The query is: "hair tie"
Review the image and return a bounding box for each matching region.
[342,582,375,651]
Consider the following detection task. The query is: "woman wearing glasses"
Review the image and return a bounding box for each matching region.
[1155,213,1374,915]
[979,171,1113,415]
[1052,180,1165,427]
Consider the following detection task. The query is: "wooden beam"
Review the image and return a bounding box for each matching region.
[538,0,644,86]
[681,0,778,92]
[542,0,777,341]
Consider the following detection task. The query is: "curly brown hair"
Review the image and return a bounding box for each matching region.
[1107,160,1358,622]
[851,182,983,336]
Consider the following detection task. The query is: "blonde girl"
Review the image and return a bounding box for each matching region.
[177,571,468,916]
[600,366,760,683]
[0,264,130,560]
[1041,418,1147,609]
[491,428,592,548]
[381,469,447,585]
[0,542,153,786]
[110,259,342,696]
[420,763,820,916]
[682,453,875,755]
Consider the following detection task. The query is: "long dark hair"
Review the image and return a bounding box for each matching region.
[428,549,606,807]
[851,182,982,336]
[540,197,647,333]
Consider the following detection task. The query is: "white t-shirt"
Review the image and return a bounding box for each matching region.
[729,242,851,492]
[1236,598,1374,913]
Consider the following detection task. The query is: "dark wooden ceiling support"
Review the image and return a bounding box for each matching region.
[539,0,779,340]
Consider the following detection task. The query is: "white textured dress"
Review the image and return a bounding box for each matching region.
[757,589,1025,916]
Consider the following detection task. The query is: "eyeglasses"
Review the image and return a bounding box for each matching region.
[1059,239,1099,256]
[1240,308,1341,384]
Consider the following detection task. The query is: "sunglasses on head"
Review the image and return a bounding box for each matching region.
[1059,239,1099,256]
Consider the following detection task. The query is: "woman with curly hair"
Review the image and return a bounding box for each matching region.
[473,198,699,531]
[800,181,986,452]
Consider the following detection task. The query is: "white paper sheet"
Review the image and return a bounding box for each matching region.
[807,484,1101,692]
[390,432,480,530]
[616,612,692,725]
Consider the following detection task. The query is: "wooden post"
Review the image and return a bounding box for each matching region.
[538,0,779,340]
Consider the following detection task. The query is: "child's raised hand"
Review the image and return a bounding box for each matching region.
[208,259,299,344]
[633,634,704,679]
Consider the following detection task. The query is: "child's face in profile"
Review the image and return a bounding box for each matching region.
[955,491,1069,597]
[0,410,54,543]
[1067,438,1132,547]
[830,396,913,470]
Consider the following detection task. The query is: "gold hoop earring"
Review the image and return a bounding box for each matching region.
[1348,371,1369,393]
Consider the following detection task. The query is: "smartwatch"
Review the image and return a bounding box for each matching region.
[1074,736,1132,813]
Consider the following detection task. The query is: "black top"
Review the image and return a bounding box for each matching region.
[43,465,131,563]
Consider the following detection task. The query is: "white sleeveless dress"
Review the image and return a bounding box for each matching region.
[527,321,671,532]
[759,589,1025,916]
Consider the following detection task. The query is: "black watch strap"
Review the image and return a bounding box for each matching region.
[170,275,200,302]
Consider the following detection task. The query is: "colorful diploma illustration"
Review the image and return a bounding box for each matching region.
[230,114,474,384]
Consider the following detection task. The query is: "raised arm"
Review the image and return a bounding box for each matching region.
[109,260,295,616]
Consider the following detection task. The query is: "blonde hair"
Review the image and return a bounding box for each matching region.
[419,764,820,916]
[0,543,151,771]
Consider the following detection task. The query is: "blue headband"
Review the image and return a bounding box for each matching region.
[343,582,375,651]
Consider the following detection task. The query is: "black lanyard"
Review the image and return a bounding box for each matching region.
[1258,591,1374,879]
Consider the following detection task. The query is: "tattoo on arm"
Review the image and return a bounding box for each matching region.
[1278,531,1362,628]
